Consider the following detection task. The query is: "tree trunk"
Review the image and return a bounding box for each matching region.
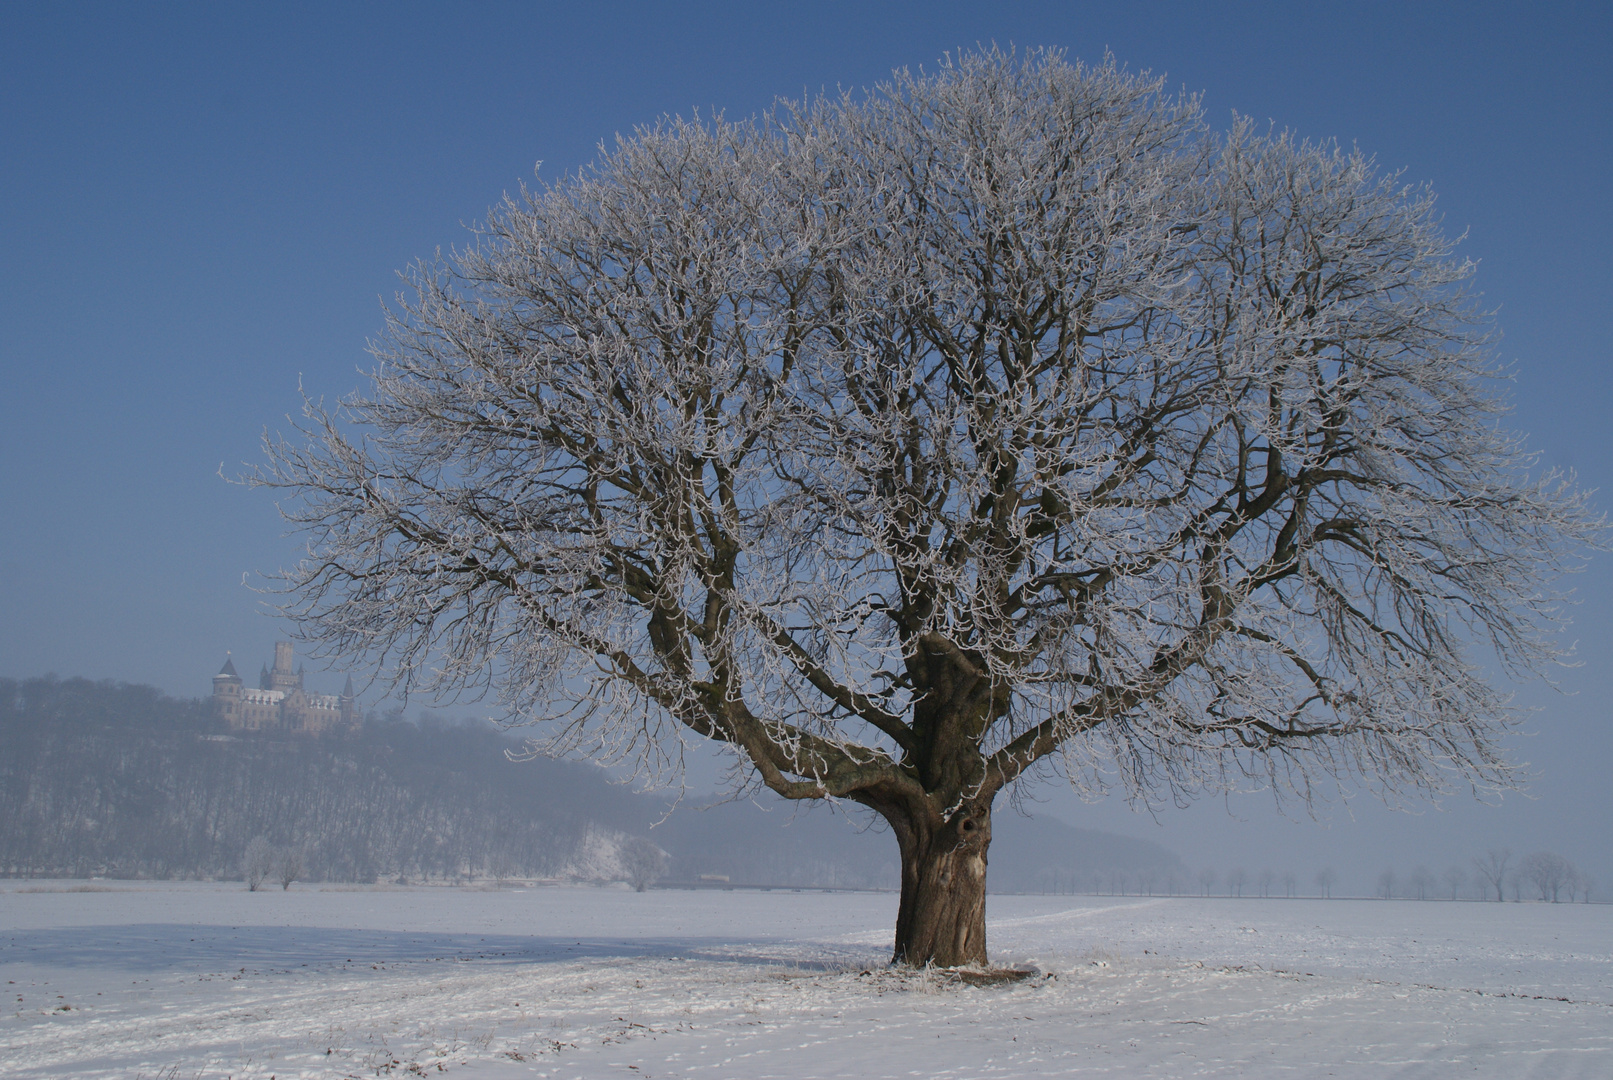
[889,801,992,967]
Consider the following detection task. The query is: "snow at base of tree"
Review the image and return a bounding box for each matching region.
[2,883,1607,1078]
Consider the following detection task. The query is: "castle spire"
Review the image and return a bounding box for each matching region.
[342,674,355,697]
[217,654,239,679]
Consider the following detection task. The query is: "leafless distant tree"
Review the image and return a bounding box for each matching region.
[1376,868,1397,899]
[1407,865,1433,900]
[1257,867,1275,898]
[1442,864,1468,900]
[1520,851,1576,902]
[618,836,668,892]
[1226,866,1249,898]
[1282,870,1297,898]
[1315,867,1338,899]
[1198,867,1219,897]
[1137,867,1158,896]
[275,847,303,891]
[1473,849,1512,901]
[254,48,1599,967]
[242,836,273,892]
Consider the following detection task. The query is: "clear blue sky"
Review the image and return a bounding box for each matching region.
[3,1,1610,890]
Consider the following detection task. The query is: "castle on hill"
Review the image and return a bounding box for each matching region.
[211,642,357,736]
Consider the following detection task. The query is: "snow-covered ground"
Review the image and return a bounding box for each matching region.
[3,882,1609,1078]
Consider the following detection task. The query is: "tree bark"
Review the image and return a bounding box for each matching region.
[888,801,992,967]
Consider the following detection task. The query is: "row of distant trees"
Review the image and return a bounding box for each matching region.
[1374,849,1593,903]
[1032,848,1594,901]
[1037,865,1313,898]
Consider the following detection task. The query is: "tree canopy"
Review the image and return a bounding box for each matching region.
[260,48,1597,965]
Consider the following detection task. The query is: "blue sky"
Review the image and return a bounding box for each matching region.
[3,1,1610,889]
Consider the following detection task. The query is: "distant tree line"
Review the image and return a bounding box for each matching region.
[1379,848,1595,902]
[1016,847,1597,902]
[1031,850,1595,901]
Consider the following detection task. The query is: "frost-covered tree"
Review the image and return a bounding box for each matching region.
[1226,866,1249,898]
[618,836,668,892]
[275,847,303,891]
[257,49,1597,967]
[1315,867,1338,899]
[1520,850,1575,902]
[242,836,273,892]
[1443,864,1468,900]
[1474,848,1512,901]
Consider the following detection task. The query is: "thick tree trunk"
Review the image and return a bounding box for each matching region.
[889,801,992,967]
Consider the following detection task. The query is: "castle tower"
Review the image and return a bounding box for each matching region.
[268,641,300,693]
[339,674,358,729]
[212,654,243,721]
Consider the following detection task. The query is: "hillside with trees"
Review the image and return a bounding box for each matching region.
[0,676,631,882]
[1,674,1181,890]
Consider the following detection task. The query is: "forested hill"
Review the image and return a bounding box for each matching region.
[0,675,645,883]
[0,675,1182,890]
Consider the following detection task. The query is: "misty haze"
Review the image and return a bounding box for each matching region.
[4,7,1612,1078]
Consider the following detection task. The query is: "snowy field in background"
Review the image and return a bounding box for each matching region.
[3,883,1610,1078]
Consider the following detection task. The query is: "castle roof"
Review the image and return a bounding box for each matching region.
[217,655,240,679]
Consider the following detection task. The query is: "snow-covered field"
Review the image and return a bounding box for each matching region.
[3,882,1609,1078]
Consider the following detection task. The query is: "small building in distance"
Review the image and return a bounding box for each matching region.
[212,642,357,736]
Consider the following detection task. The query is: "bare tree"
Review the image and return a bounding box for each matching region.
[617,836,668,892]
[1520,851,1575,902]
[1442,864,1467,900]
[275,847,303,891]
[1257,867,1275,898]
[1137,867,1158,896]
[1315,867,1337,899]
[1407,865,1433,900]
[242,836,273,892]
[255,49,1597,967]
[1473,849,1512,901]
[1226,866,1249,898]
[1281,870,1297,898]
[1197,867,1219,896]
[1377,868,1397,899]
